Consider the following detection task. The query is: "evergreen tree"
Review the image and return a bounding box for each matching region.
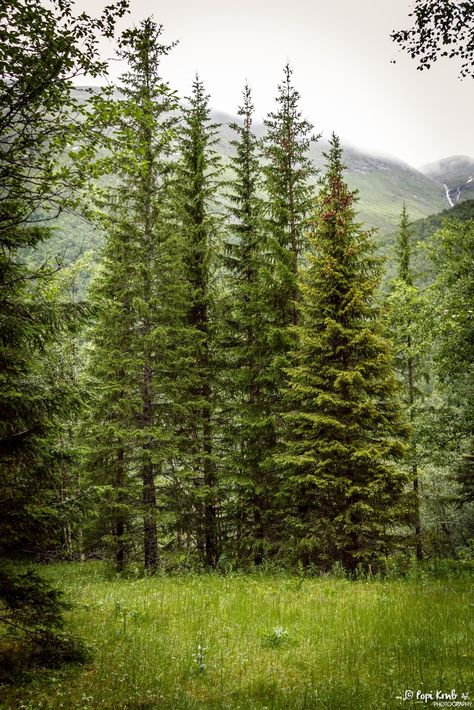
[278,135,408,573]
[85,19,185,573]
[387,204,425,560]
[0,244,88,557]
[0,228,91,676]
[34,258,94,561]
[84,224,137,571]
[223,84,270,561]
[0,0,126,666]
[242,65,318,558]
[262,63,318,328]
[172,76,223,568]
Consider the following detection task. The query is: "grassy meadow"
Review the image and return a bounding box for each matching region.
[2,562,473,709]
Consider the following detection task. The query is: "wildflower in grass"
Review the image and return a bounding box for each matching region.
[263,625,289,647]
[192,643,207,672]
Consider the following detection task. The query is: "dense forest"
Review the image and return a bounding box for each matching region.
[1,0,473,695]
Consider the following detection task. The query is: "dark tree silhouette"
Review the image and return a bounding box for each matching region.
[391,1,474,79]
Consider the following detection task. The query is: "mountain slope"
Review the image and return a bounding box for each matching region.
[420,155,474,207]
[28,103,456,288]
[215,109,447,234]
[309,140,446,233]
[67,91,449,234]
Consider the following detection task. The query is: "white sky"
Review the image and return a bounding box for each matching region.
[74,0,473,167]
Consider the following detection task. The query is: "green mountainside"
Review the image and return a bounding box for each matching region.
[216,109,447,232]
[28,103,463,292]
[310,141,447,232]
[383,199,474,285]
[411,198,474,242]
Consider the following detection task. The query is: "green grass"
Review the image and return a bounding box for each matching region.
[2,563,473,709]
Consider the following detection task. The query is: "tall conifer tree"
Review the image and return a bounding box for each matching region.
[388,204,425,560]
[85,19,185,573]
[172,77,223,568]
[262,63,318,328]
[85,222,137,571]
[0,0,126,660]
[428,219,474,512]
[279,136,408,572]
[242,65,318,557]
[223,84,271,561]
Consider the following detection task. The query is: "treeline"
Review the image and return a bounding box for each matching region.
[3,0,474,678]
[68,21,406,575]
[28,19,474,576]
[2,9,474,599]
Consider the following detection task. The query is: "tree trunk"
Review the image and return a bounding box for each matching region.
[142,362,158,574]
[413,463,423,561]
[203,379,218,568]
[115,447,126,572]
[407,344,423,561]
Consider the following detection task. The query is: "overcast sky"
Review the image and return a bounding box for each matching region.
[75,0,472,167]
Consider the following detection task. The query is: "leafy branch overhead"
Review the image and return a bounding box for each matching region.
[391,0,474,78]
[0,0,128,676]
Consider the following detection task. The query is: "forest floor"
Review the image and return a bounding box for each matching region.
[2,562,473,709]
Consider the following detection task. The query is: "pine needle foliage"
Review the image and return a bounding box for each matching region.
[85,19,186,574]
[222,84,273,562]
[170,76,224,568]
[387,204,425,559]
[240,65,319,557]
[429,219,474,506]
[262,63,319,329]
[396,203,414,285]
[279,135,408,573]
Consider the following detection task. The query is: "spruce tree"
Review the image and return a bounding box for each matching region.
[172,76,223,568]
[396,205,413,285]
[34,259,93,561]
[0,233,88,560]
[279,135,408,573]
[387,204,425,560]
[85,19,185,573]
[262,63,318,328]
[223,84,271,561]
[242,65,317,558]
[85,224,137,571]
